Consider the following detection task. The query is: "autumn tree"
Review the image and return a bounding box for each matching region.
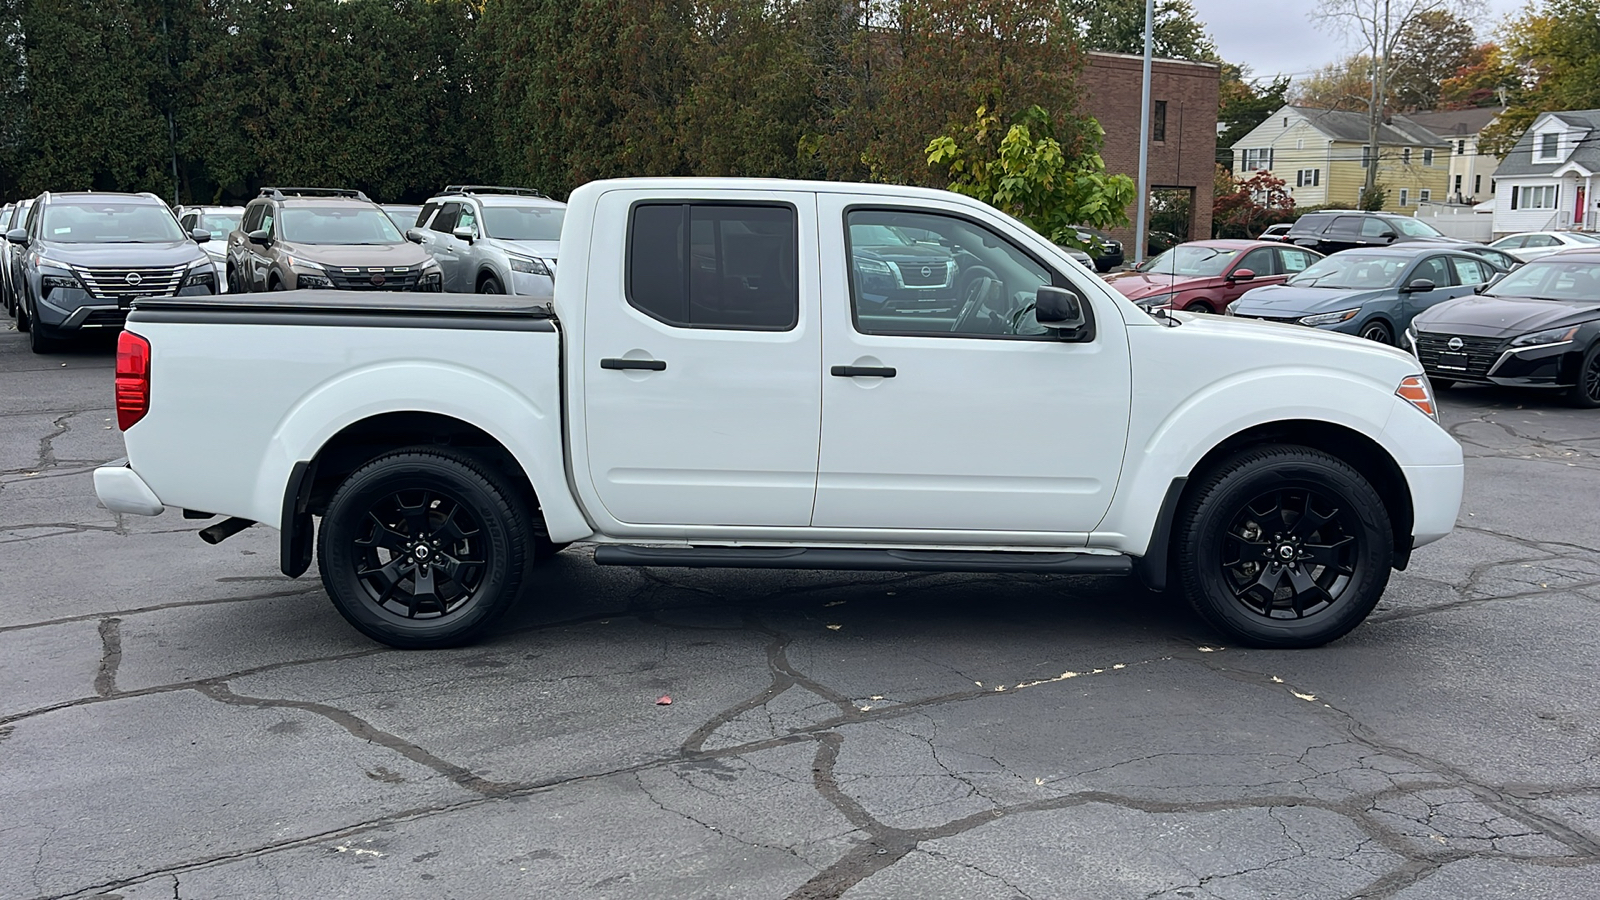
[1212,166,1294,239]
[1480,0,1600,157]
[1437,42,1519,109]
[1388,9,1477,111]
[1290,55,1376,112]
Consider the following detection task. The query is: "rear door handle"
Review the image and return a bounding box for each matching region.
[601,358,666,371]
[831,365,896,378]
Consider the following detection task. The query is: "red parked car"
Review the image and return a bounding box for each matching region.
[1104,239,1324,314]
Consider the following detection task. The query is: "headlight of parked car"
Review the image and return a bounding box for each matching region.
[508,254,552,277]
[182,263,217,291]
[1298,308,1361,327]
[1224,300,1240,316]
[854,258,893,277]
[1135,294,1174,310]
[1510,325,1580,348]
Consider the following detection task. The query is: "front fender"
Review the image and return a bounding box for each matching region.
[1094,367,1407,555]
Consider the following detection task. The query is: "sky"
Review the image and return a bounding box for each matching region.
[1194,0,1529,84]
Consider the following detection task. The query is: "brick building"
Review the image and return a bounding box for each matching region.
[1080,51,1220,254]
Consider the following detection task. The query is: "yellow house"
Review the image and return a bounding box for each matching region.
[1230,106,1450,213]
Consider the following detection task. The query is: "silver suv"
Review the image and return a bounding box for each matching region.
[176,205,245,292]
[409,186,564,297]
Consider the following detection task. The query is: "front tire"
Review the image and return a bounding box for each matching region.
[1567,343,1600,409]
[26,305,63,353]
[478,275,504,294]
[1176,445,1393,648]
[317,448,531,649]
[1359,320,1393,344]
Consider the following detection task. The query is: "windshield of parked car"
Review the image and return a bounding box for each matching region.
[1484,259,1600,301]
[195,211,241,240]
[1287,253,1409,289]
[40,202,185,243]
[481,206,564,241]
[1137,245,1239,277]
[1391,217,1444,237]
[280,207,403,244]
[848,223,923,248]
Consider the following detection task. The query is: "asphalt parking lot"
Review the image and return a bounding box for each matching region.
[2,324,1599,900]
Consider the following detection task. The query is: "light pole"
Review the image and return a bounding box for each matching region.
[1134,0,1154,265]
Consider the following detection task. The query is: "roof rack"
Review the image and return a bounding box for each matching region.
[440,185,548,199]
[259,187,371,202]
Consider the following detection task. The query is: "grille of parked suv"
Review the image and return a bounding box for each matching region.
[1237,314,1301,324]
[892,261,953,288]
[327,267,422,291]
[1415,333,1504,379]
[82,309,129,327]
[73,265,185,300]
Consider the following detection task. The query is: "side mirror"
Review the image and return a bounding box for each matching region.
[5,227,26,245]
[1403,278,1435,293]
[1228,268,1257,282]
[1035,285,1088,339]
[190,228,211,244]
[405,228,424,244]
[452,225,475,244]
[1380,231,1398,242]
[247,229,270,246]
[1476,273,1506,294]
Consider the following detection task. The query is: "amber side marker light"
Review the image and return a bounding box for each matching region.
[115,331,151,431]
[1396,374,1437,421]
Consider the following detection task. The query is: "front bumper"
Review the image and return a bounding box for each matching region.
[1404,463,1465,548]
[94,460,165,516]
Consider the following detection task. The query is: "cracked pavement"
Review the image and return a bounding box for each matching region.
[1,326,1598,899]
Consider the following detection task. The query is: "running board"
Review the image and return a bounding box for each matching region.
[592,545,1132,575]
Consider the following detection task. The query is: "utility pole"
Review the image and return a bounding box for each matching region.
[1135,0,1154,265]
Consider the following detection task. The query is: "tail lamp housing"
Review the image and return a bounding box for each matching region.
[115,331,151,431]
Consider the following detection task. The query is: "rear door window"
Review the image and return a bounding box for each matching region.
[1328,216,1363,237]
[627,203,798,331]
[1278,247,1316,273]
[1449,257,1489,285]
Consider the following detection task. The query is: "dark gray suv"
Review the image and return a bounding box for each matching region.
[5,192,217,353]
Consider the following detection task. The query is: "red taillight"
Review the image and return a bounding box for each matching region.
[115,331,151,431]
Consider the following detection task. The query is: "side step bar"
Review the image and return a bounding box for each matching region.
[592,545,1132,575]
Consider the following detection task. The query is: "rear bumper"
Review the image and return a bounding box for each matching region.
[93,460,165,516]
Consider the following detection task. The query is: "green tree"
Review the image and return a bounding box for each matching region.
[1217,64,1290,168]
[1481,0,1600,157]
[1058,0,1218,61]
[927,104,1136,246]
[1387,9,1477,111]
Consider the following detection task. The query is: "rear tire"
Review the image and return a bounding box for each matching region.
[1175,444,1392,648]
[317,448,530,649]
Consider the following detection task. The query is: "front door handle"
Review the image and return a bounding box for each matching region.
[601,358,666,371]
[831,365,896,378]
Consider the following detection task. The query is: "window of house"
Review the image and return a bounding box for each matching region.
[1362,146,1372,169]
[1454,175,1463,193]
[1458,140,1466,154]
[1402,148,1412,164]
[1153,101,1167,142]
[1296,168,1320,187]
[1540,133,1559,159]
[627,203,798,331]
[1511,185,1559,210]
[1399,189,1410,207]
[1242,148,1273,170]
[1423,148,1434,166]
[1475,175,1483,194]
[1419,189,1431,203]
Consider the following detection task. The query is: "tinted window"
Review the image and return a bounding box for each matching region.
[1411,256,1452,287]
[1493,235,1526,250]
[241,203,264,233]
[1361,218,1395,238]
[627,203,797,331]
[280,207,400,244]
[196,211,241,240]
[417,201,442,229]
[430,202,461,234]
[481,206,564,241]
[1525,234,1560,248]
[847,209,1055,338]
[1236,248,1276,276]
[40,201,184,243]
[1328,216,1364,237]
[1450,257,1488,285]
[1293,214,1333,234]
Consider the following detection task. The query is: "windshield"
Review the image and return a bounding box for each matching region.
[40,202,185,244]
[1137,245,1239,277]
[1392,217,1443,237]
[280,207,403,244]
[481,206,564,241]
[1287,253,1408,289]
[1484,259,1600,301]
[195,211,241,240]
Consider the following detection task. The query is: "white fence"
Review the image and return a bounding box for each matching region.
[1414,204,1494,242]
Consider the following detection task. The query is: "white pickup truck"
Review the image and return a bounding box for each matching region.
[94,178,1463,650]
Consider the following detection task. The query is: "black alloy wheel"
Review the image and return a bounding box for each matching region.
[1360,320,1393,344]
[1570,342,1600,409]
[1177,445,1392,648]
[318,448,530,648]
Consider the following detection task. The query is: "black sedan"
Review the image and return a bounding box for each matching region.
[1408,250,1600,408]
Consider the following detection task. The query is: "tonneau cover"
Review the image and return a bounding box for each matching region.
[131,289,554,319]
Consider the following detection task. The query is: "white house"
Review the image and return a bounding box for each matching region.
[1491,109,1600,237]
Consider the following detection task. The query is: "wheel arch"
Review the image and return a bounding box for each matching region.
[1137,419,1415,590]
[282,411,549,577]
